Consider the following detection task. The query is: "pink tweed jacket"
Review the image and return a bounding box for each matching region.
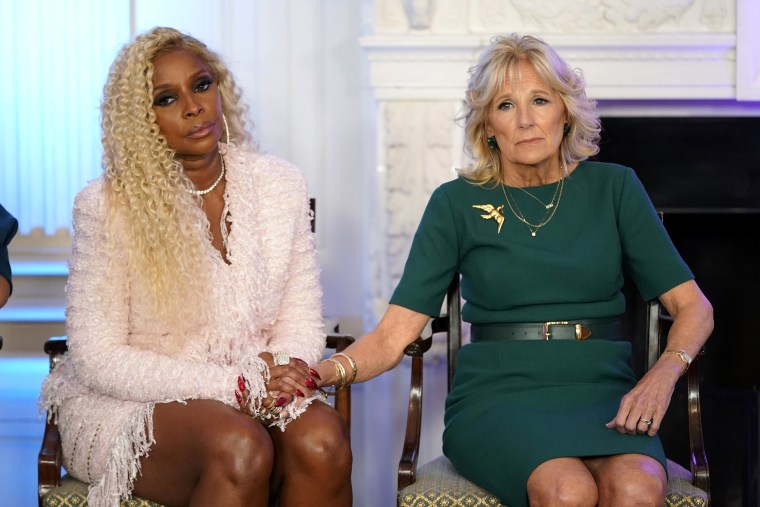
[40,147,326,506]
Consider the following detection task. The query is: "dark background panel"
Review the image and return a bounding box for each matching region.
[597,116,760,507]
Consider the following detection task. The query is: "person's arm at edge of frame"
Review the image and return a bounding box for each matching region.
[313,304,431,388]
[0,204,18,309]
[0,275,9,308]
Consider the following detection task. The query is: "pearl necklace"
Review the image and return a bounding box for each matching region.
[187,154,225,196]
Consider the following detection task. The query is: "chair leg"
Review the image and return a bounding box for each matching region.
[38,416,63,507]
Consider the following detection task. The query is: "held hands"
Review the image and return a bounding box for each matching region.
[234,352,322,422]
[605,360,682,437]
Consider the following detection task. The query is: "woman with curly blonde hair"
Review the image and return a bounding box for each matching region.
[40,26,351,507]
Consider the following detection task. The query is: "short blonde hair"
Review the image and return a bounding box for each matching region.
[457,33,600,185]
[100,26,252,321]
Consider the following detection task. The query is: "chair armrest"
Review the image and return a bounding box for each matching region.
[38,417,63,505]
[398,335,433,490]
[686,352,710,502]
[38,336,68,505]
[43,336,68,372]
[326,333,355,433]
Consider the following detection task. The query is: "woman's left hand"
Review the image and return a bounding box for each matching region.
[605,365,681,436]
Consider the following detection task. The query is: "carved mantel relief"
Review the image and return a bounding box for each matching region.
[376,0,734,33]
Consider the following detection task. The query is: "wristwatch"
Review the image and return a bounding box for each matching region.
[664,349,692,370]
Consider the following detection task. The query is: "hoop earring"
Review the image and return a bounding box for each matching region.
[487,136,498,150]
[219,114,231,155]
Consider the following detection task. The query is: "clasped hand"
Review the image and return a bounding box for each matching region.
[234,352,321,422]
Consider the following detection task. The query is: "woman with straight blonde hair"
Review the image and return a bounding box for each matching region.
[311,33,712,507]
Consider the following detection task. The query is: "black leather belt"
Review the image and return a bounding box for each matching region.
[470,317,623,342]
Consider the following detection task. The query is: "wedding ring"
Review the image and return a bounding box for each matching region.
[639,418,653,426]
[274,351,290,366]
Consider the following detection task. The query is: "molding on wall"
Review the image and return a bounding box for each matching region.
[361,33,741,100]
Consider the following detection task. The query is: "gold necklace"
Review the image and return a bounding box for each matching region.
[501,173,564,237]
[515,185,555,209]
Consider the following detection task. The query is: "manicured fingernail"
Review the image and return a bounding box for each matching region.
[309,368,322,380]
[237,376,246,392]
[305,378,317,390]
[295,389,305,397]
[276,396,287,407]
[235,391,242,404]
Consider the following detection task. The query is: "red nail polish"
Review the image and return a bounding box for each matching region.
[237,376,246,392]
[305,378,317,390]
[276,396,287,407]
[309,368,322,380]
[296,389,305,397]
[235,391,242,404]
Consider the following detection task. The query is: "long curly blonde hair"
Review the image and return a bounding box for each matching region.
[100,26,253,321]
[457,34,601,185]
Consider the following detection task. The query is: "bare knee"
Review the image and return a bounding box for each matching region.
[598,471,665,507]
[527,460,598,507]
[286,406,352,476]
[204,417,274,487]
[527,476,598,507]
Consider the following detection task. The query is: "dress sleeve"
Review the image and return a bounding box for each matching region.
[0,203,18,294]
[617,168,693,301]
[264,184,326,366]
[65,184,264,406]
[390,185,460,316]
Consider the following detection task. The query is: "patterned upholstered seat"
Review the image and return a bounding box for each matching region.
[43,475,162,507]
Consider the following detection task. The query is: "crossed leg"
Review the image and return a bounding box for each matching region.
[526,454,665,507]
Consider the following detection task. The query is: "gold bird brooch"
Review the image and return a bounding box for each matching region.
[472,204,505,234]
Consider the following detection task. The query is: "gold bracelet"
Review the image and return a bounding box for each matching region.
[331,352,357,385]
[663,349,692,374]
[326,358,347,390]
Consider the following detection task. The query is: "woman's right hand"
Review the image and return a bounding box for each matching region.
[235,353,320,420]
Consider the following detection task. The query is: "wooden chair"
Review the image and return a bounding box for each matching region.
[38,197,355,506]
[397,273,710,507]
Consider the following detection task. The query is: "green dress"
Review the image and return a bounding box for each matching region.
[390,161,693,507]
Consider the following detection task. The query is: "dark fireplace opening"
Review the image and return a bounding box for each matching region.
[597,116,760,507]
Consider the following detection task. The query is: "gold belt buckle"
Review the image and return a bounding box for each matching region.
[543,321,589,340]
